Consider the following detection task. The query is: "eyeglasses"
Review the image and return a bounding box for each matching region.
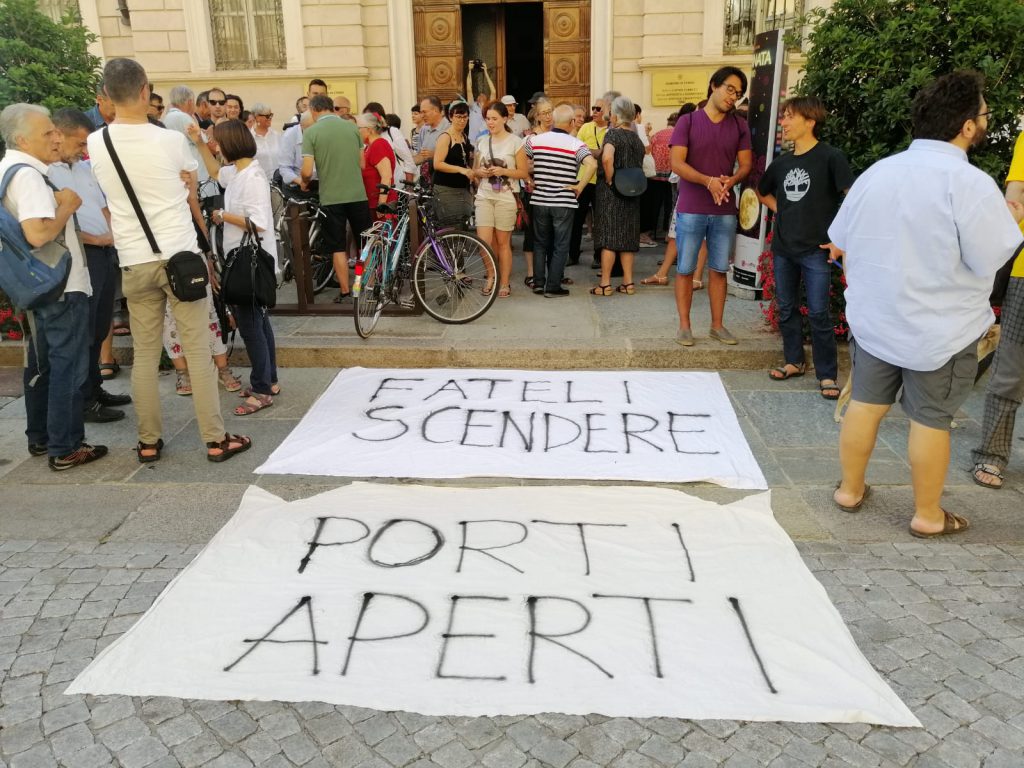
[208,99,226,106]
[976,111,991,120]
[592,106,602,111]
[333,106,347,112]
[451,113,469,118]
[153,105,164,112]
[720,85,743,97]
[258,113,273,118]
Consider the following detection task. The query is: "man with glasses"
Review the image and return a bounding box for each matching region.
[670,66,752,346]
[250,102,279,176]
[413,96,449,166]
[573,94,613,268]
[206,88,227,123]
[333,96,351,118]
[147,92,164,121]
[828,70,1023,537]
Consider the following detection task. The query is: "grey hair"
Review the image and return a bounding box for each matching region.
[602,90,622,105]
[169,85,195,107]
[250,102,271,116]
[51,107,94,135]
[610,96,636,126]
[552,104,575,127]
[0,103,50,146]
[299,111,313,127]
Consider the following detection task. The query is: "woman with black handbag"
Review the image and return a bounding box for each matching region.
[188,120,279,416]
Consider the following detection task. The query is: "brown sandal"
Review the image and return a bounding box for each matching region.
[591,284,612,296]
[206,433,252,463]
[616,283,636,295]
[909,509,970,539]
[233,394,273,416]
[640,275,668,286]
[135,438,164,464]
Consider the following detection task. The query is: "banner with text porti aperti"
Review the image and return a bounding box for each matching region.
[731,29,787,291]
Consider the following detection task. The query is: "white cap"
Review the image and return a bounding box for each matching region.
[500,95,516,106]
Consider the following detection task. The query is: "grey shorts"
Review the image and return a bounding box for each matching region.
[850,338,978,430]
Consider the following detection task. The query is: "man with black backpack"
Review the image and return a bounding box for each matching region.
[0,103,106,470]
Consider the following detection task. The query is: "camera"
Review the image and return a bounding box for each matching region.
[470,59,484,69]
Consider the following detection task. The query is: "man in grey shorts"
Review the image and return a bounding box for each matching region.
[825,71,1024,538]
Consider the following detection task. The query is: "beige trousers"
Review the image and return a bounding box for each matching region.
[121,260,225,446]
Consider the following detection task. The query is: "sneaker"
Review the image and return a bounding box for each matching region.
[675,329,695,347]
[49,443,108,471]
[27,443,47,457]
[544,288,571,297]
[709,326,738,345]
[639,240,658,248]
[97,388,132,407]
[83,401,125,423]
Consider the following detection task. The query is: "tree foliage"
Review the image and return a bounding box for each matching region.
[798,0,1024,178]
[0,0,100,114]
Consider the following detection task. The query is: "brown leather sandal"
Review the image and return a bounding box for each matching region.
[206,433,252,463]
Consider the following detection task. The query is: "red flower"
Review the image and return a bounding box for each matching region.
[6,330,23,340]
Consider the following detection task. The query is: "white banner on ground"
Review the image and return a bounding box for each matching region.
[256,368,767,490]
[68,484,918,726]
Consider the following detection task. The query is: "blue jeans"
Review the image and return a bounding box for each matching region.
[532,205,575,291]
[80,245,118,405]
[232,304,278,396]
[24,292,90,456]
[774,248,838,381]
[675,213,737,274]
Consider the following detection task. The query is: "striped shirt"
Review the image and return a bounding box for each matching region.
[525,129,591,208]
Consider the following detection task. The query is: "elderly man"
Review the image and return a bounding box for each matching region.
[828,70,1024,537]
[84,80,115,130]
[0,103,106,469]
[525,104,596,296]
[413,96,449,166]
[195,90,212,128]
[87,58,251,464]
[162,85,217,248]
[333,96,352,118]
[48,107,132,425]
[302,93,368,302]
[278,111,317,196]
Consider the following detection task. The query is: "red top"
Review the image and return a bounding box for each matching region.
[361,137,397,218]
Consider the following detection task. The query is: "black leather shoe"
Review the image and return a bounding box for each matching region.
[97,388,132,407]
[544,288,571,297]
[28,443,47,457]
[83,401,125,423]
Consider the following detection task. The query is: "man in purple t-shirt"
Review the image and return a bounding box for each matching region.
[669,67,752,346]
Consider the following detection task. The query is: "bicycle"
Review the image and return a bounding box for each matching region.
[270,179,336,294]
[353,183,498,339]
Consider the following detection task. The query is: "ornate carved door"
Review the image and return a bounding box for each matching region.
[543,0,591,107]
[413,0,463,100]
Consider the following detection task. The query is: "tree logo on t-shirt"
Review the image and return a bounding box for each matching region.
[783,168,811,202]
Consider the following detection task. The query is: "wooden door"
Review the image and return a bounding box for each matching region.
[543,0,591,107]
[413,0,463,100]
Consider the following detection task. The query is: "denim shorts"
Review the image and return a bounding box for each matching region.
[675,212,737,275]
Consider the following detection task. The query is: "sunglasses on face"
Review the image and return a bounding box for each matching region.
[153,105,164,112]
[592,106,602,111]
[258,113,273,118]
[334,106,348,112]
[208,99,226,105]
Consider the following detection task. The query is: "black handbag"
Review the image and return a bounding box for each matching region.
[221,219,277,309]
[613,166,648,197]
[102,127,209,302]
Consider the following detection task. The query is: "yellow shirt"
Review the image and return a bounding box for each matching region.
[1008,132,1024,277]
[577,121,607,184]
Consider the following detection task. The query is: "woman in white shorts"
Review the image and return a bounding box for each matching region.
[473,101,529,298]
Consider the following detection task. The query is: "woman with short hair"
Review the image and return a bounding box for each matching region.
[356,112,397,220]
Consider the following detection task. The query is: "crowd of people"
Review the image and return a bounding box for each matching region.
[2,58,1024,544]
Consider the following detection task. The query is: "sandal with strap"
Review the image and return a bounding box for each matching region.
[218,366,242,392]
[640,275,668,286]
[175,370,192,396]
[768,363,807,381]
[693,279,704,290]
[99,360,120,380]
[135,438,164,464]
[524,276,535,289]
[820,380,841,400]
[591,284,613,296]
[233,393,273,416]
[241,385,281,397]
[206,433,252,463]
[909,509,970,539]
[498,285,511,298]
[971,463,1004,490]
[616,283,636,295]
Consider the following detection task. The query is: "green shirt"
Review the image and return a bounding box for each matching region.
[301,114,366,205]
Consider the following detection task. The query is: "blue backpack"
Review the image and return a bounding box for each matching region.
[0,163,72,309]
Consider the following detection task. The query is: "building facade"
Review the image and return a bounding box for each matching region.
[53,0,831,127]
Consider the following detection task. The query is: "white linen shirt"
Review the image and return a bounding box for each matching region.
[0,149,91,296]
[219,162,277,272]
[252,127,280,178]
[87,122,200,267]
[277,124,316,185]
[829,139,1023,371]
[47,159,109,237]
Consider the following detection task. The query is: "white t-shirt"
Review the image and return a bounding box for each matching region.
[507,113,531,138]
[86,122,199,267]
[218,162,277,272]
[0,150,91,296]
[474,131,523,199]
[252,128,280,179]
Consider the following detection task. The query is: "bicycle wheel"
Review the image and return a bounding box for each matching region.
[412,232,498,324]
[353,237,387,339]
[275,210,294,286]
[308,218,336,294]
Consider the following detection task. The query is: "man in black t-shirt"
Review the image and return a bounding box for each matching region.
[757,96,854,400]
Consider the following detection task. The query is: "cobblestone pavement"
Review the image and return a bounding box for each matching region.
[3,538,1023,768]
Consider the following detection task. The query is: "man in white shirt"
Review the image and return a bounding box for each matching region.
[87,58,251,464]
[827,70,1024,538]
[277,111,317,197]
[0,103,106,470]
[502,95,531,138]
[49,107,132,425]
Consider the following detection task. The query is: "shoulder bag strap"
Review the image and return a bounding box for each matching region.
[102,127,161,254]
